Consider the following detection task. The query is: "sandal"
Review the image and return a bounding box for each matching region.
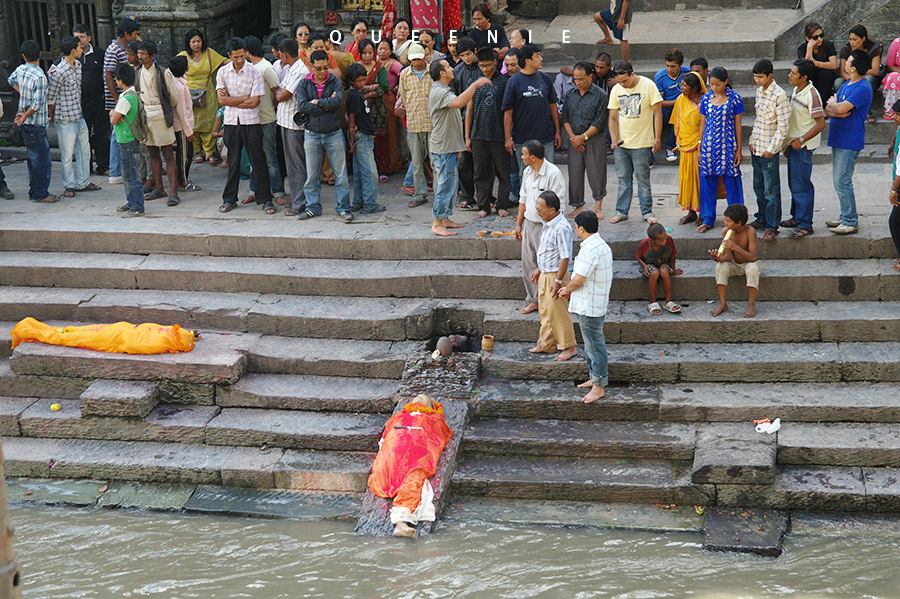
[181,182,202,192]
[167,196,180,207]
[408,197,427,208]
[193,153,206,164]
[648,302,662,315]
[780,218,798,228]
[32,194,59,203]
[264,202,277,215]
[283,208,301,216]
[458,202,477,211]
[219,202,236,213]
[379,175,389,183]
[78,183,102,192]
[791,227,813,239]
[678,212,697,225]
[664,301,682,314]
[63,188,76,198]
[696,223,713,233]
[762,229,779,241]
[207,155,221,165]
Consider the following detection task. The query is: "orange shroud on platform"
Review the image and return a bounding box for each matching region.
[368,401,453,509]
[10,317,197,354]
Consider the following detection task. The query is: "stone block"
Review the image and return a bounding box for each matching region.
[221,447,285,489]
[159,380,215,405]
[863,468,900,512]
[10,331,248,384]
[96,481,198,511]
[778,423,900,467]
[79,379,160,418]
[4,477,108,507]
[0,396,37,435]
[0,250,144,289]
[818,301,900,342]
[840,342,900,381]
[205,408,384,451]
[677,342,842,382]
[692,423,776,485]
[273,450,375,492]
[247,336,413,379]
[0,437,67,477]
[472,380,660,421]
[216,373,397,413]
[184,485,362,520]
[398,353,481,400]
[718,466,866,511]
[0,286,96,323]
[702,508,787,557]
[0,360,92,399]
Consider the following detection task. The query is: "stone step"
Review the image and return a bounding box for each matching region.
[483,341,900,383]
[0,435,373,492]
[741,115,896,146]
[659,382,900,423]
[0,359,92,399]
[692,422,776,485]
[452,454,714,504]
[464,418,696,459]
[484,300,900,344]
[79,379,159,418]
[205,408,385,452]
[247,336,417,378]
[9,331,249,384]
[216,373,399,413]
[777,423,900,468]
[1,253,895,302]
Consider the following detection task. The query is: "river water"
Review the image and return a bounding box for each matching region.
[10,503,900,598]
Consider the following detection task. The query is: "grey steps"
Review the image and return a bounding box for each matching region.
[741,116,896,146]
[0,435,373,492]
[484,300,900,344]
[247,336,417,378]
[464,418,696,460]
[80,379,159,418]
[205,408,385,452]
[0,359,92,399]
[483,341,900,383]
[777,423,900,468]
[452,454,714,505]
[216,373,399,413]
[692,422,776,485]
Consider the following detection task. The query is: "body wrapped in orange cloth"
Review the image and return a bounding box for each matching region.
[10,317,197,354]
[368,395,453,537]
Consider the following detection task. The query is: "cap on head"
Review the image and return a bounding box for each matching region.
[407,43,426,60]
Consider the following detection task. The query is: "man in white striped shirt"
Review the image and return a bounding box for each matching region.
[559,211,613,403]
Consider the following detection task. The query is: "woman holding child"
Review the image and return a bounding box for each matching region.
[671,72,706,225]
[697,67,745,233]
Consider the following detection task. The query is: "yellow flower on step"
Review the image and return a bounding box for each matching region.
[50,403,61,411]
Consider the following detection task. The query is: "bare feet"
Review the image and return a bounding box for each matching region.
[443,218,464,229]
[476,210,488,218]
[892,264,900,272]
[498,209,510,217]
[556,347,578,361]
[645,216,659,224]
[608,215,626,224]
[528,345,555,354]
[576,379,593,388]
[432,222,458,236]
[597,37,615,45]
[710,303,728,317]
[569,206,585,218]
[582,386,606,403]
[743,303,757,318]
[393,522,416,537]
[520,302,538,314]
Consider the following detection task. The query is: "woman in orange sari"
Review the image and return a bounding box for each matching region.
[375,39,404,179]
[671,71,706,224]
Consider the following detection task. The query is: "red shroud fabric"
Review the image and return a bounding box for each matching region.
[368,401,453,499]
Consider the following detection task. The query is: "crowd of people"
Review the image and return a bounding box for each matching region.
[2,9,900,400]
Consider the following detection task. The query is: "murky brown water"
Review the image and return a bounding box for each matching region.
[10,504,900,598]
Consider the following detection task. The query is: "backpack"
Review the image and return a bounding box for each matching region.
[124,89,149,144]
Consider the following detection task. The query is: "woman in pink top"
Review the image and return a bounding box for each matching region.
[883,36,900,119]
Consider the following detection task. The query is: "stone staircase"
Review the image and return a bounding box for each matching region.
[0,216,899,528]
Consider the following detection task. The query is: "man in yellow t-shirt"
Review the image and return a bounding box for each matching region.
[607,61,662,224]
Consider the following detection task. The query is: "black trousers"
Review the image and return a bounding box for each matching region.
[174,129,192,188]
[82,98,110,172]
[471,139,513,212]
[890,204,900,257]
[223,123,271,205]
[457,148,475,203]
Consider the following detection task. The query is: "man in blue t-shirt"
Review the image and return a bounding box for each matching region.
[654,48,689,161]
[502,44,561,203]
[825,49,873,235]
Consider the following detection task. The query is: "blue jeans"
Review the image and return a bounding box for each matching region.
[20,124,52,200]
[109,128,121,177]
[577,313,609,387]
[351,132,378,210]
[118,140,144,212]
[431,152,458,221]
[831,146,859,227]
[403,162,414,187]
[751,153,782,229]
[250,121,284,195]
[57,118,91,190]
[613,147,653,219]
[509,152,520,203]
[303,129,350,215]
[786,146,814,230]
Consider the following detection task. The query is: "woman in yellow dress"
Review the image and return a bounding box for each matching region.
[671,71,706,224]
[178,29,228,165]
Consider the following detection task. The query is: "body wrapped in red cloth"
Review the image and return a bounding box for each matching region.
[10,317,196,354]
[368,396,453,536]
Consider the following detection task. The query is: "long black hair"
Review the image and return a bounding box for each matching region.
[709,66,732,89]
[185,28,207,54]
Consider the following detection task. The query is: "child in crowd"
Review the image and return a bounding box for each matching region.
[110,63,145,217]
[346,63,385,214]
[708,204,760,318]
[637,223,683,315]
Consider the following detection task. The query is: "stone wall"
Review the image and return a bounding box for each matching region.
[775,0,898,59]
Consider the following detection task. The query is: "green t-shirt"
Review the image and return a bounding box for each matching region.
[113,91,139,144]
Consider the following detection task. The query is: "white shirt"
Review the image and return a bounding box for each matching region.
[569,233,613,317]
[276,59,310,130]
[520,159,567,223]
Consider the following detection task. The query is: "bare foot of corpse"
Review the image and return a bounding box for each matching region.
[394,522,416,537]
[710,303,728,317]
[582,386,606,403]
[520,302,538,314]
[556,347,578,361]
[577,379,593,388]
[432,221,457,236]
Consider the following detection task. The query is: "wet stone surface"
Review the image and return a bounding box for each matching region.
[96,481,198,511]
[185,485,362,520]
[702,507,788,557]
[5,477,108,507]
[398,352,481,400]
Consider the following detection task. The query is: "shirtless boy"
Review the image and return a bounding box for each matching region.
[708,204,760,318]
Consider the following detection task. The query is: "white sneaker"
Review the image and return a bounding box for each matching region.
[108,176,123,185]
[666,149,677,162]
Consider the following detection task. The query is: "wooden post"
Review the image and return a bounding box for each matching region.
[0,437,22,599]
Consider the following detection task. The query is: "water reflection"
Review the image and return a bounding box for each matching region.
[11,503,900,598]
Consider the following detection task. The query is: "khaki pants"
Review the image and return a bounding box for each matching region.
[715,261,761,288]
[536,272,576,352]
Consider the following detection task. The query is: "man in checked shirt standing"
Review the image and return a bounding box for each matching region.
[749,58,790,240]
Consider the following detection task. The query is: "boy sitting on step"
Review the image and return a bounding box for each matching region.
[708,204,760,318]
[637,222,683,315]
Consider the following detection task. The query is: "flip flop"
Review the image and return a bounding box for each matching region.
[678,212,697,225]
[219,202,236,213]
[408,197,427,208]
[791,227,813,239]
[648,302,662,315]
[664,301,682,314]
[193,153,206,164]
[63,188,76,198]
[696,224,713,233]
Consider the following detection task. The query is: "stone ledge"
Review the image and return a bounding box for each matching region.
[778,423,900,468]
[216,373,398,413]
[79,379,159,418]
[247,336,417,379]
[692,422,776,485]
